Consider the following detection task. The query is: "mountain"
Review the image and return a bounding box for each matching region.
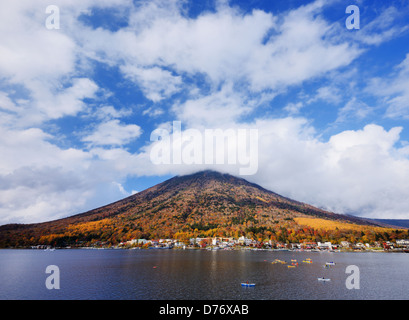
[369,219,409,229]
[0,170,402,248]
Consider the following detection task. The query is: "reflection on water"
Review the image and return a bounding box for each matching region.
[0,249,408,300]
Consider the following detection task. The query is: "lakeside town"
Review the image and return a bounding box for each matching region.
[31,236,409,252]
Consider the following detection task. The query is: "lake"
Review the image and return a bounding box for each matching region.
[1,249,408,300]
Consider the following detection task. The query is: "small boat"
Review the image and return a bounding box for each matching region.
[317,277,331,282]
[272,259,286,264]
[302,260,313,263]
[288,265,296,268]
[241,282,256,287]
[325,262,336,266]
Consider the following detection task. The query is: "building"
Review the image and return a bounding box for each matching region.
[353,242,365,250]
[290,243,301,249]
[340,241,351,248]
[317,242,332,250]
[396,239,409,247]
[238,236,253,246]
[383,241,394,249]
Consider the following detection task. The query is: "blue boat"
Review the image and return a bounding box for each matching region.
[317,277,331,282]
[241,282,256,287]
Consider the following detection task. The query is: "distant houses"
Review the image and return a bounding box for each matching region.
[113,236,409,251]
[119,237,332,250]
[396,239,409,247]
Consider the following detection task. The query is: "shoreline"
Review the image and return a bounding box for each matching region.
[1,246,407,253]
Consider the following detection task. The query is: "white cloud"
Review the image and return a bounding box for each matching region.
[246,121,409,219]
[352,7,409,46]
[366,53,409,118]
[0,125,95,224]
[0,3,76,84]
[142,106,164,117]
[0,78,99,128]
[172,84,252,126]
[79,0,361,100]
[120,65,182,102]
[244,2,360,92]
[307,86,342,105]
[34,78,99,121]
[284,102,304,115]
[336,97,372,123]
[0,91,19,112]
[82,119,142,146]
[0,122,144,224]
[0,127,89,175]
[94,105,133,120]
[112,182,129,196]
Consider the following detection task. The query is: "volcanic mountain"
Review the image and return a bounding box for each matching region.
[0,170,391,248]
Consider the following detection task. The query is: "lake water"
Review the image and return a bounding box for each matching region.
[1,249,408,300]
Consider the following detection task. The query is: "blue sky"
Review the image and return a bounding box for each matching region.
[1,0,409,224]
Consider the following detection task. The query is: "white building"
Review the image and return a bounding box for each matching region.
[317,242,332,250]
[396,239,409,247]
[238,236,253,246]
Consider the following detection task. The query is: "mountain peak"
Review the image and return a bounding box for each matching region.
[158,170,272,195]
